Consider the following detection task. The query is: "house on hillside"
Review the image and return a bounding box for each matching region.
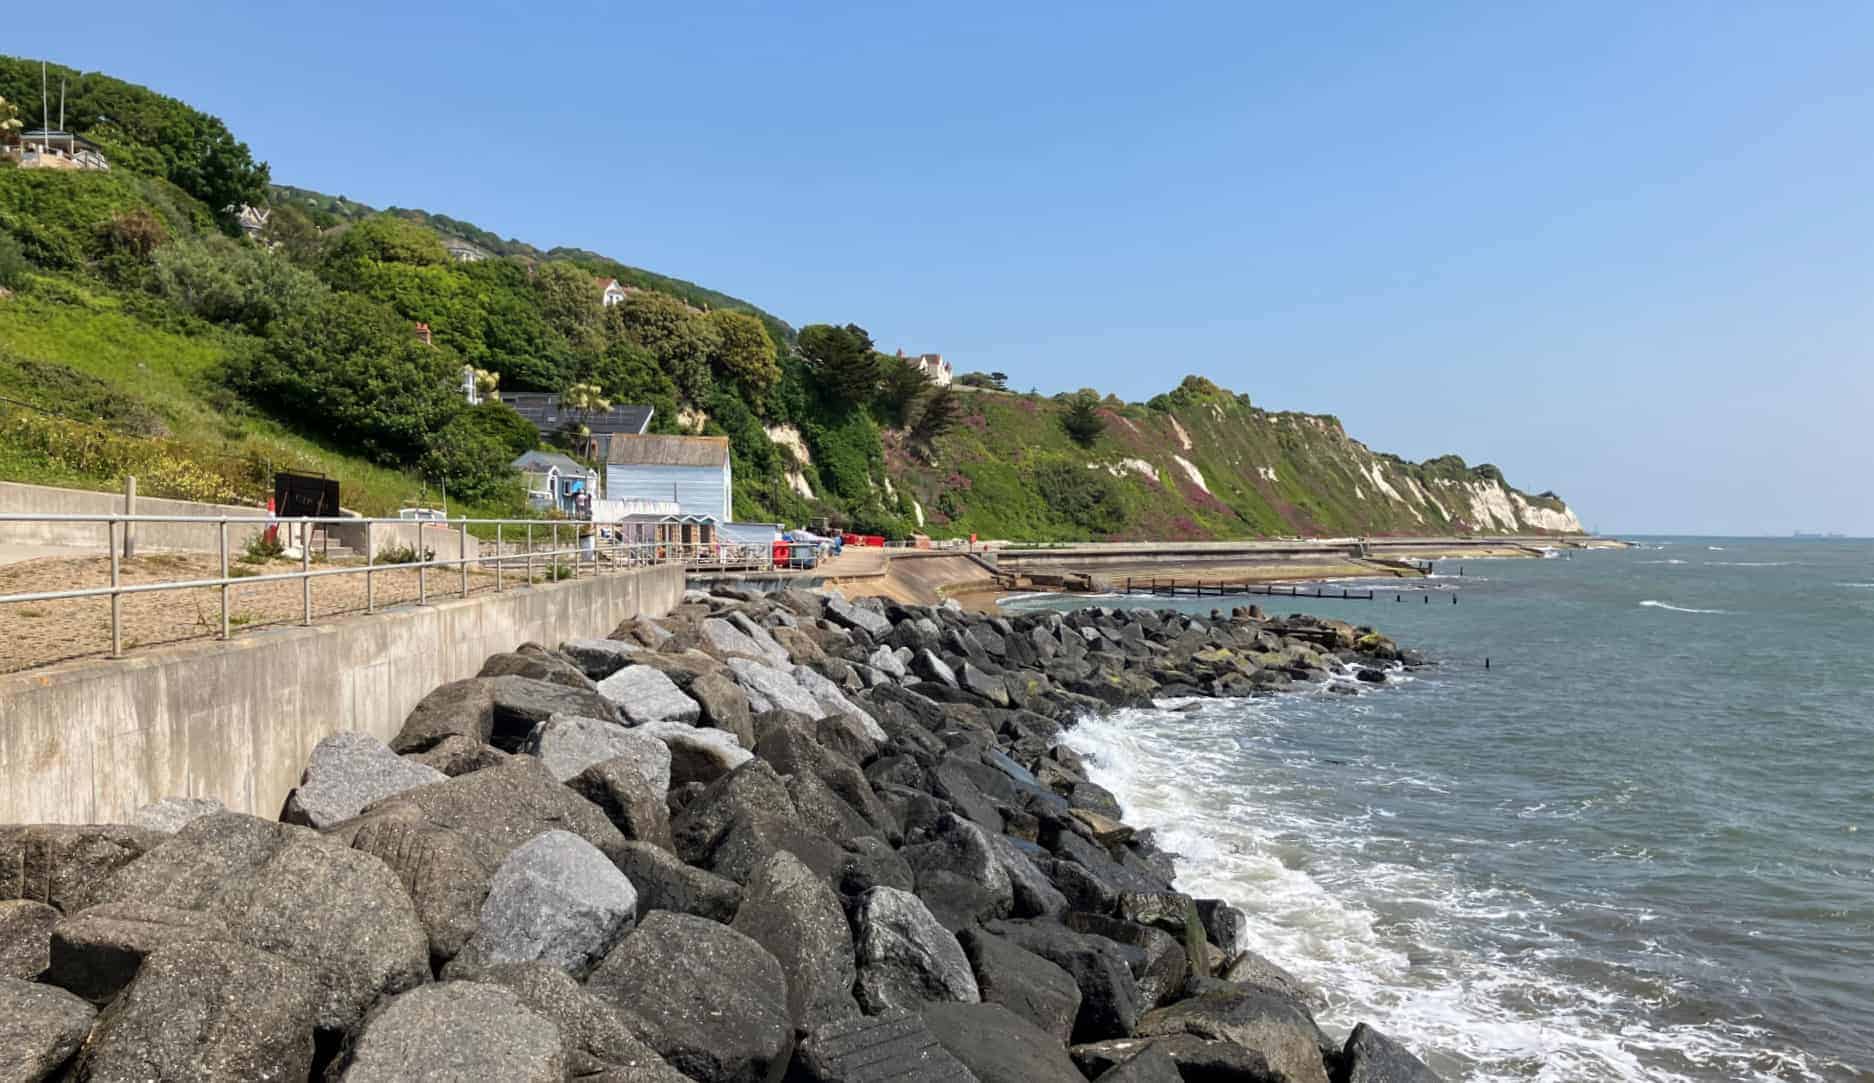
[7,129,109,171]
[234,205,270,242]
[444,240,486,262]
[496,393,653,460]
[895,349,952,387]
[513,450,599,515]
[595,277,633,307]
[603,434,731,522]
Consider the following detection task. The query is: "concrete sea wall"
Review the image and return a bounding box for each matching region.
[0,480,267,552]
[0,563,685,824]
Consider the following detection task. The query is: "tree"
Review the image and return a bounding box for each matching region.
[0,94,22,146]
[615,291,717,402]
[704,309,779,403]
[874,358,933,428]
[581,340,681,431]
[1061,391,1105,447]
[321,215,449,271]
[907,387,959,462]
[260,203,323,266]
[0,232,25,290]
[561,381,612,447]
[535,260,604,354]
[796,323,882,404]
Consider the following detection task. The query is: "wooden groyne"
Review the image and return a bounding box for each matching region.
[1123,576,1379,600]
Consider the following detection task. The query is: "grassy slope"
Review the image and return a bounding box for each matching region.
[889,387,1576,540]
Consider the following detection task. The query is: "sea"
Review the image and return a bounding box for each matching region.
[1004,538,1874,1082]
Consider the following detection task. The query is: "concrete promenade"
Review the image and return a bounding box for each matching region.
[0,563,684,825]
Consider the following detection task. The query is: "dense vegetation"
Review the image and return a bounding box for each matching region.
[0,55,1577,539]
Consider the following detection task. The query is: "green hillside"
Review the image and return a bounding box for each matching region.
[0,55,1581,539]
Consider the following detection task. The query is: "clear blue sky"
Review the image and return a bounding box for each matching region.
[16,2,1874,534]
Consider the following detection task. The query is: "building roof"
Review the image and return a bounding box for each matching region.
[604,434,731,468]
[511,450,592,474]
[497,393,654,437]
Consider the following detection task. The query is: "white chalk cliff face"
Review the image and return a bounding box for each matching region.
[764,424,815,501]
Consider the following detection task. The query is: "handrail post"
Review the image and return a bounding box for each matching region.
[218,519,230,639]
[418,526,427,606]
[459,518,469,598]
[109,519,122,658]
[301,521,312,626]
[365,520,375,614]
[526,524,534,584]
[495,523,503,592]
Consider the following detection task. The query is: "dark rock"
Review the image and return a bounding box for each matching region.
[349,808,488,965]
[0,899,56,979]
[449,830,636,979]
[569,757,676,851]
[597,665,703,724]
[958,663,1011,707]
[853,886,980,1013]
[587,911,790,1083]
[561,637,642,679]
[70,940,320,1082]
[837,835,918,896]
[1093,1047,1186,1082]
[525,713,673,788]
[611,841,741,923]
[1340,1022,1443,1083]
[282,731,446,829]
[335,981,565,1082]
[481,648,595,689]
[490,674,622,749]
[793,665,888,746]
[958,928,1082,1042]
[48,900,233,1004]
[1220,950,1325,1011]
[789,769,885,847]
[1195,898,1248,957]
[826,596,892,638]
[986,833,1069,918]
[912,649,958,688]
[623,649,725,689]
[902,814,1014,929]
[1133,986,1333,1083]
[930,760,1003,834]
[391,677,496,753]
[403,733,510,777]
[984,918,1139,1042]
[0,825,166,913]
[1067,913,1189,1010]
[368,756,632,872]
[1356,668,1387,684]
[468,961,683,1080]
[0,977,94,1082]
[754,724,895,840]
[1069,1035,1279,1082]
[669,759,796,865]
[688,672,756,747]
[920,1002,1084,1083]
[792,1009,976,1082]
[770,623,828,665]
[731,850,859,1029]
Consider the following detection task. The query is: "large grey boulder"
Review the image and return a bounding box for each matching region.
[701,617,790,666]
[921,1002,1085,1083]
[587,911,790,1083]
[726,657,825,717]
[793,665,889,744]
[902,814,1014,929]
[48,899,232,1004]
[404,734,509,777]
[597,666,702,725]
[668,760,798,866]
[986,833,1069,918]
[984,919,1140,1043]
[825,596,892,637]
[524,713,672,789]
[853,887,980,1014]
[368,757,631,871]
[792,1010,976,1082]
[1068,1035,1277,1081]
[958,928,1083,1043]
[753,723,897,842]
[469,962,686,1080]
[561,637,642,679]
[0,825,167,913]
[349,808,489,965]
[867,644,908,680]
[489,674,623,749]
[0,899,57,979]
[911,650,958,688]
[687,672,755,747]
[130,795,224,833]
[731,851,858,1029]
[282,731,447,829]
[0,977,94,1082]
[70,940,321,1082]
[451,830,636,979]
[635,721,752,785]
[391,677,496,752]
[611,841,741,923]
[480,646,596,689]
[1341,1022,1443,1083]
[336,981,565,1083]
[568,758,675,851]
[1133,985,1333,1083]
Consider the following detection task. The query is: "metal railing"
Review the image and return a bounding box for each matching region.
[0,513,783,660]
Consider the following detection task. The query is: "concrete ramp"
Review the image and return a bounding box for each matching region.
[826,551,999,606]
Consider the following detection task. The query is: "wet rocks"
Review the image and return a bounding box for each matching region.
[1341,1021,1443,1083]
[853,887,980,1013]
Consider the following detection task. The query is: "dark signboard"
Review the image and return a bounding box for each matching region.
[274,472,340,518]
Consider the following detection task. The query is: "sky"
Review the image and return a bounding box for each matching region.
[12,2,1873,534]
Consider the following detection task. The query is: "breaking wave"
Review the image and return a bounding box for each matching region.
[1639,600,1728,614]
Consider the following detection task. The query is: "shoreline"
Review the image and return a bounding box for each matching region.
[1,588,1447,1081]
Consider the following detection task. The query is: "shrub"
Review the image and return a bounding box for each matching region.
[1060,392,1105,448]
[241,532,284,563]
[0,230,26,289]
[376,543,433,565]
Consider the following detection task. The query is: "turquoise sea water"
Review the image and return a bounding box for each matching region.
[1008,538,1874,1082]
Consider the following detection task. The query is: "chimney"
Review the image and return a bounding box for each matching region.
[414,322,432,346]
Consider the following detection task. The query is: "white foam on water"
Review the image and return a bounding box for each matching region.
[1706,561,1795,567]
[1707,546,1726,551]
[1059,697,1833,1082]
[1639,559,1688,565]
[1639,600,1729,615]
[1839,582,1874,589]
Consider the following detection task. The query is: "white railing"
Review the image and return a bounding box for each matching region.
[0,513,781,660]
